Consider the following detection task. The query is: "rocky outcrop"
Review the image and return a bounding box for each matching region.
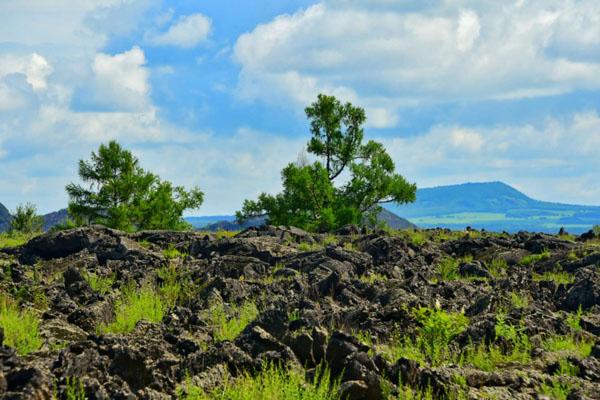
[0,226,599,398]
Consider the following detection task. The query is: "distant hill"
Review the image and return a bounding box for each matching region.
[386,181,600,234]
[0,203,10,231]
[185,209,415,232]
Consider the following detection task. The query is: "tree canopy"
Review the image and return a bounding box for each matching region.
[237,94,416,231]
[9,203,43,234]
[66,141,204,231]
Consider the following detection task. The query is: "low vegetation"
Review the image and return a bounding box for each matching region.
[208,301,259,342]
[520,250,551,266]
[178,364,338,400]
[100,284,164,334]
[0,296,43,355]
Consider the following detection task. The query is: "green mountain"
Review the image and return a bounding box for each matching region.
[386,182,600,234]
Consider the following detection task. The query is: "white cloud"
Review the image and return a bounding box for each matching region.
[86,46,150,111]
[382,111,600,205]
[234,1,600,126]
[148,13,212,48]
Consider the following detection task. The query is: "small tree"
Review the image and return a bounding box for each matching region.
[9,203,44,234]
[237,94,416,231]
[66,141,204,231]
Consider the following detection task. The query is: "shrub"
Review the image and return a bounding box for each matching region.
[209,301,259,342]
[0,296,43,355]
[178,363,338,400]
[9,202,44,234]
[100,284,164,334]
[437,258,460,281]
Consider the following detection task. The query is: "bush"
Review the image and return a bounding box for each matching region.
[0,296,43,355]
[9,202,43,234]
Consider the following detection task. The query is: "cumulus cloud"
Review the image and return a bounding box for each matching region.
[81,46,150,111]
[234,1,600,126]
[148,13,212,48]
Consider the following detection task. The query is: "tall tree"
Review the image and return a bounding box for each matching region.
[66,141,203,231]
[237,94,416,231]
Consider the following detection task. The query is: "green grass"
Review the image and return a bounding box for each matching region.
[487,258,508,278]
[157,264,184,308]
[65,376,86,400]
[163,246,183,260]
[298,242,323,252]
[520,250,551,266]
[359,272,388,285]
[537,379,573,400]
[437,258,460,281]
[533,269,575,285]
[178,363,339,400]
[0,296,43,355]
[380,307,469,367]
[100,284,164,334]
[509,291,529,309]
[0,232,34,249]
[543,334,593,358]
[209,301,259,342]
[83,271,116,295]
[565,306,583,332]
[461,314,532,371]
[214,230,239,240]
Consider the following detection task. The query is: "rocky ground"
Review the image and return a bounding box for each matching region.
[1,225,600,399]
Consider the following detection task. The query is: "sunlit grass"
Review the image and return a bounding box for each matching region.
[0,296,43,355]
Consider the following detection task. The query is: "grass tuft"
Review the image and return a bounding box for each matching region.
[0,296,43,355]
[520,250,551,266]
[100,284,164,334]
[209,301,259,342]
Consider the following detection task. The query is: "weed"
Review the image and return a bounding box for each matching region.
[533,269,575,285]
[343,241,358,251]
[566,251,579,261]
[520,250,551,266]
[209,301,259,342]
[157,264,182,308]
[298,241,322,252]
[487,258,508,278]
[556,359,579,377]
[100,284,164,334]
[215,230,239,240]
[413,307,469,365]
[287,309,301,323]
[509,291,529,309]
[178,363,339,400]
[322,234,338,246]
[0,296,43,355]
[83,271,116,295]
[565,306,583,332]
[437,258,460,281]
[538,379,573,400]
[354,330,375,348]
[163,246,183,260]
[0,232,34,249]
[65,376,86,400]
[359,272,388,285]
[543,335,593,358]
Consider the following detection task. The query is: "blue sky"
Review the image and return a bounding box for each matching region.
[0,0,599,215]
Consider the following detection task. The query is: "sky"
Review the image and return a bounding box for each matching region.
[0,0,599,215]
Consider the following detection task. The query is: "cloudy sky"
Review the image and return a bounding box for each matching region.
[1,0,599,215]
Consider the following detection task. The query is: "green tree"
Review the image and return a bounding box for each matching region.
[9,203,44,234]
[237,94,416,231]
[66,141,203,231]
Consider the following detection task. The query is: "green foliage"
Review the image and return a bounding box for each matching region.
[565,306,583,332]
[538,379,573,400]
[556,359,579,377]
[543,335,593,358]
[0,231,33,249]
[178,363,338,400]
[287,309,301,323]
[533,269,575,285]
[237,94,416,232]
[593,225,600,235]
[83,272,115,295]
[298,241,323,252]
[209,301,259,342]
[157,264,183,308]
[437,258,460,281]
[66,140,203,231]
[100,284,164,334]
[508,291,529,309]
[0,296,43,355]
[488,258,508,278]
[9,202,44,234]
[461,315,532,371]
[163,246,183,260]
[359,272,388,285]
[520,250,551,266]
[214,230,239,239]
[65,377,86,400]
[413,307,469,365]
